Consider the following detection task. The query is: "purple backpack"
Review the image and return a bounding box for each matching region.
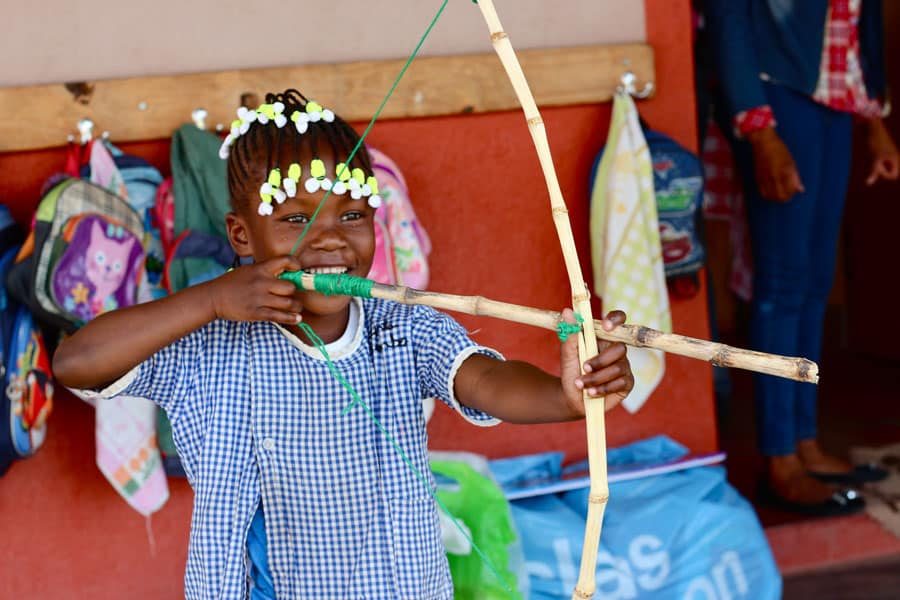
[8,179,145,332]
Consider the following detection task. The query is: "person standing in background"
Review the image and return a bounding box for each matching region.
[705,0,899,514]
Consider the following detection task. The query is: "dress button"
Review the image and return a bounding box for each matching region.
[262,438,276,451]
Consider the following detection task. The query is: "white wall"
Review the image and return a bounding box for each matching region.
[3,0,645,86]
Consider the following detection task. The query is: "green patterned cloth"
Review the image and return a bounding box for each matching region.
[590,93,671,413]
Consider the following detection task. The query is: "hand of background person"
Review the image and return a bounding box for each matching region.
[865,118,900,185]
[747,127,805,202]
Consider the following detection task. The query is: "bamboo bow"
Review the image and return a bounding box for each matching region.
[473,1,608,597]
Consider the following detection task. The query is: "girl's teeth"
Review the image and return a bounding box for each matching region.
[308,267,348,274]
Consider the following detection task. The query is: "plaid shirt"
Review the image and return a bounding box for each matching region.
[99,298,501,599]
[734,0,882,136]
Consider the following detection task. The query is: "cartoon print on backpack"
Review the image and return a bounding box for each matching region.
[7,313,53,456]
[51,215,143,324]
[84,221,137,313]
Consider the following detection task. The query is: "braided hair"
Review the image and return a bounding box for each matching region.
[226,89,374,213]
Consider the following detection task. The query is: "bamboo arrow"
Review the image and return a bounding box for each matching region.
[281,272,819,385]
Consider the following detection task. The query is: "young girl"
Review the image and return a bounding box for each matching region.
[53,89,635,600]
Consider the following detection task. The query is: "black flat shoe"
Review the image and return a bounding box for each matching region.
[808,464,889,485]
[757,484,866,517]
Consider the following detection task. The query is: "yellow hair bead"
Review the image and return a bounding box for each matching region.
[268,168,282,188]
[351,168,366,184]
[288,163,302,181]
[290,110,301,122]
[306,101,323,114]
[336,163,352,182]
[366,176,379,195]
[311,159,326,179]
[231,119,241,130]
[258,104,276,120]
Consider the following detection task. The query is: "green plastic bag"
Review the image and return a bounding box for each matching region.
[432,458,523,600]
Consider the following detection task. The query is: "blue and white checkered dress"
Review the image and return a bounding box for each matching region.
[101,298,501,599]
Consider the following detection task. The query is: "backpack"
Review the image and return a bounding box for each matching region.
[83,140,168,299]
[592,125,705,297]
[366,146,432,288]
[153,176,233,295]
[644,129,705,282]
[169,124,232,292]
[81,140,165,214]
[0,209,53,474]
[7,178,146,333]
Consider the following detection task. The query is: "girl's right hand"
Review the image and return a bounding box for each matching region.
[209,256,304,325]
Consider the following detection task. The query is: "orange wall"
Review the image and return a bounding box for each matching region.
[0,1,710,597]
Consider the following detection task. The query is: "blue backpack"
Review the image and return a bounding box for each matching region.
[592,125,706,297]
[0,207,54,475]
[643,128,705,279]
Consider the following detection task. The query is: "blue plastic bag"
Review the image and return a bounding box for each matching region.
[491,437,781,599]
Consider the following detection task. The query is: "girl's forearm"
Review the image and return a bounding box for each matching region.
[456,355,578,425]
[53,282,218,390]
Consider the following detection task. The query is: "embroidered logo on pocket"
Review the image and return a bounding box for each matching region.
[369,321,408,352]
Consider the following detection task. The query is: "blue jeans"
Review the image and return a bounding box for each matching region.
[733,82,853,456]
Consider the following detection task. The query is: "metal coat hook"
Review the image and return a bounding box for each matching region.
[192,108,208,130]
[617,71,654,99]
[77,118,94,144]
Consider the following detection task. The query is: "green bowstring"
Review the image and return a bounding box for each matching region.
[296,322,515,595]
[289,0,450,257]
[283,1,518,594]
[556,313,584,342]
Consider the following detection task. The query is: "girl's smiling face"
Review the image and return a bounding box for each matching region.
[227,150,376,322]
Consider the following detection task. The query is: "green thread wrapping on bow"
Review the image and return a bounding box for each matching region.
[279,272,376,299]
[289,0,450,257]
[556,313,584,342]
[295,322,515,595]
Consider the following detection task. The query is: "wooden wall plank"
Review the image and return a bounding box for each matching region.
[0,43,652,153]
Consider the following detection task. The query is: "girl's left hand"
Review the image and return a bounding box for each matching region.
[559,309,634,415]
[866,118,900,186]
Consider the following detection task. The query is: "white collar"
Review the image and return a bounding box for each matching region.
[274,297,364,361]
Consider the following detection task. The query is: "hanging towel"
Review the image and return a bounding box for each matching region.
[590,93,671,413]
[95,395,170,515]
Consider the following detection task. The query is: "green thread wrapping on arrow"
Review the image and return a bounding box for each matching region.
[295,322,516,596]
[279,272,375,299]
[556,313,584,342]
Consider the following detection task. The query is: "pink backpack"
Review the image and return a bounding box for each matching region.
[366,147,431,288]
